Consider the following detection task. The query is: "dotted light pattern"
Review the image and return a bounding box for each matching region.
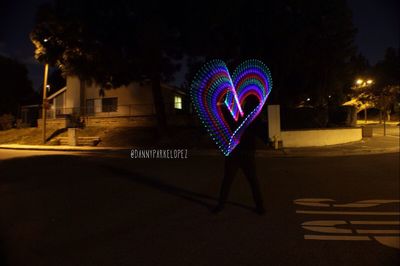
[226,59,272,151]
[190,59,272,156]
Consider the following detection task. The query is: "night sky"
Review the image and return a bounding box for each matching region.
[0,0,399,90]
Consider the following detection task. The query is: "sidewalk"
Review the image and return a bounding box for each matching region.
[0,144,128,152]
[277,136,399,157]
[0,135,398,157]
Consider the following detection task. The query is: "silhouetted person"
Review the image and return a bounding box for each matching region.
[213,96,266,215]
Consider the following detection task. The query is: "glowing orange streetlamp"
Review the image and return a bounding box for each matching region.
[354,78,374,123]
[42,63,49,144]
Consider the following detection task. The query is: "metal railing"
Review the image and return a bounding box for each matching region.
[44,104,157,119]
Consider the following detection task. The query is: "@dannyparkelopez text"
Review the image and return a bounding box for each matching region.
[130,149,188,159]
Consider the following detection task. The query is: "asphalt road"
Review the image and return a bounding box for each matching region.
[0,150,398,266]
[0,149,78,160]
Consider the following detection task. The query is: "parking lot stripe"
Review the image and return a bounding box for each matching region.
[296,210,400,216]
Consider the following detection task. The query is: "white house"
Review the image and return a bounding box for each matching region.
[41,76,188,127]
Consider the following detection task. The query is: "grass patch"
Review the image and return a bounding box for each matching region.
[0,126,218,148]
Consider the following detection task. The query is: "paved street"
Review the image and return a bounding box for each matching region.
[0,149,79,160]
[0,149,399,266]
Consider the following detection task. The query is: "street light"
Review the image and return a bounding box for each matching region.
[354,78,374,123]
[355,78,374,87]
[42,63,49,144]
[41,37,50,144]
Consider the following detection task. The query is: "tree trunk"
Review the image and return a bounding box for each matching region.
[383,112,386,136]
[79,78,86,117]
[364,108,367,123]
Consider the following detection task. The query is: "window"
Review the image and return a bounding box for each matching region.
[102,97,118,112]
[174,95,182,110]
[55,92,65,115]
[86,99,95,115]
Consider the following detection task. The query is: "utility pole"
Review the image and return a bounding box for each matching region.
[42,63,49,144]
[383,108,387,136]
[364,107,367,123]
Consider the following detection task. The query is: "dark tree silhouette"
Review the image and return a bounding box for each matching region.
[31,0,358,125]
[371,47,400,119]
[31,0,182,132]
[348,48,400,121]
[0,55,35,115]
[183,0,356,107]
[374,47,400,88]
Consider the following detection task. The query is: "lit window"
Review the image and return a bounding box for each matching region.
[174,95,182,110]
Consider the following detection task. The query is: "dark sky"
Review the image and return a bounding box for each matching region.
[0,0,399,90]
[0,0,49,90]
[347,0,399,63]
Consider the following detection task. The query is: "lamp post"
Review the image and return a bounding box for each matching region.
[42,63,49,144]
[355,78,374,123]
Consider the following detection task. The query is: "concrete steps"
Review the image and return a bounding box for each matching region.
[51,137,101,146]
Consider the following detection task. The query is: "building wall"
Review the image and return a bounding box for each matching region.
[83,80,155,116]
[84,81,154,105]
[65,76,185,117]
[281,128,362,147]
[85,116,157,127]
[65,76,81,114]
[37,118,69,129]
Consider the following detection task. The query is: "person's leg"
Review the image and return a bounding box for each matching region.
[214,156,239,211]
[241,156,265,213]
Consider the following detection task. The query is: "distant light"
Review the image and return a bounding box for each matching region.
[328,95,332,98]
[46,85,50,91]
[43,38,49,43]
[367,79,373,84]
[356,79,363,85]
[306,98,311,101]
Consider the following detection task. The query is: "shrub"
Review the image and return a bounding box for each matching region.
[328,106,357,127]
[281,107,328,130]
[0,114,15,130]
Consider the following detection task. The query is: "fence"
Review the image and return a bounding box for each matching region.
[43,104,157,119]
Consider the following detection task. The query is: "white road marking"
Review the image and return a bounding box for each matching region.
[333,200,400,208]
[294,198,334,202]
[373,236,400,249]
[302,220,400,234]
[350,220,400,225]
[296,210,400,216]
[302,220,347,226]
[294,198,400,208]
[294,198,334,207]
[356,229,400,234]
[303,226,352,234]
[295,198,400,249]
[304,235,370,241]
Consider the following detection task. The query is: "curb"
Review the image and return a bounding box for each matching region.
[0,144,130,153]
[189,147,400,158]
[0,144,398,158]
[278,147,400,158]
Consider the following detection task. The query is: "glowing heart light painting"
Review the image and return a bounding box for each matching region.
[190,59,272,156]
